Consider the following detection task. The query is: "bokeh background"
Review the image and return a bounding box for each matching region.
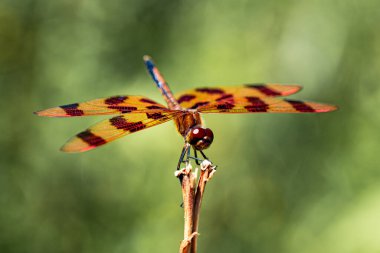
[1,0,380,252]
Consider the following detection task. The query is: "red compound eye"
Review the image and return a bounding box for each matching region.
[204,128,214,142]
[192,128,205,140]
[187,127,214,150]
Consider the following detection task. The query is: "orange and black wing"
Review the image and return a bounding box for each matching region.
[61,111,181,152]
[196,96,337,114]
[34,95,169,117]
[174,84,301,109]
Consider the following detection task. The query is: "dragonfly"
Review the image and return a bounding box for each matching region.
[35,55,337,169]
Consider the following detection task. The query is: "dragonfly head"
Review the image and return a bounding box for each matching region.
[187,127,214,150]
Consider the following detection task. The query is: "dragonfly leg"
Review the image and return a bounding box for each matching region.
[199,150,209,160]
[177,143,190,171]
[188,153,203,164]
[198,150,217,169]
[176,143,191,185]
[188,148,213,167]
[193,148,201,165]
[186,144,191,164]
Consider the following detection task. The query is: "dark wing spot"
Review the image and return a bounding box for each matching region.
[246,84,281,96]
[77,130,106,146]
[216,102,234,110]
[146,112,165,119]
[190,101,210,109]
[146,105,165,110]
[285,99,315,112]
[60,103,84,116]
[110,116,146,132]
[216,94,233,101]
[105,96,128,105]
[246,96,270,104]
[195,88,225,94]
[177,94,196,104]
[129,124,146,132]
[108,105,137,113]
[244,96,269,112]
[140,98,158,104]
[245,105,268,112]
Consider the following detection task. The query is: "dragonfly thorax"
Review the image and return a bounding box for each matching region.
[174,111,203,136]
[186,126,214,150]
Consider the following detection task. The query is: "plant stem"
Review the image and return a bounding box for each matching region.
[177,164,196,253]
[176,160,216,253]
[190,161,215,253]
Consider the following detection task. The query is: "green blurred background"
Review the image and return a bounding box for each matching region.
[1,0,379,252]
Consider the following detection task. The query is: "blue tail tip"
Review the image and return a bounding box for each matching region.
[143,55,153,63]
[143,55,155,70]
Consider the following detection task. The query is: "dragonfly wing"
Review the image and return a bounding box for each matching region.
[61,111,181,152]
[197,97,337,113]
[174,84,301,109]
[34,95,169,117]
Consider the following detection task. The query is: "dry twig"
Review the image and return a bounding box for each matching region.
[176,160,216,253]
[190,160,216,253]
[176,163,196,253]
